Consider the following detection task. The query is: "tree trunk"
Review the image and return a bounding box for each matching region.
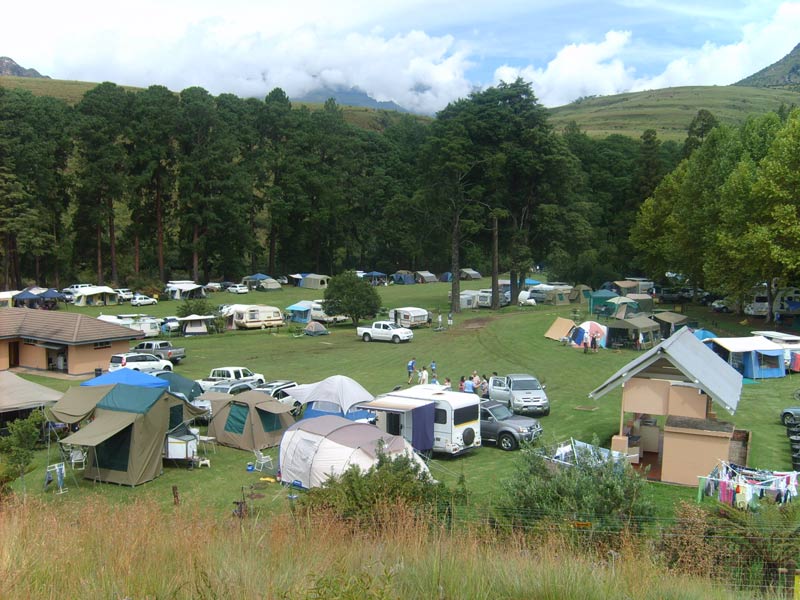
[491,214,500,310]
[268,220,277,275]
[156,179,165,282]
[134,233,140,275]
[192,224,200,283]
[450,212,461,314]
[108,197,118,284]
[96,222,103,284]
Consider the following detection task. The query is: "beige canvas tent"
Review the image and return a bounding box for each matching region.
[300,274,330,290]
[72,286,119,307]
[56,384,205,486]
[569,284,593,304]
[544,317,576,341]
[207,391,295,451]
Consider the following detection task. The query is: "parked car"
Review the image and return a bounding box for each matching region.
[781,407,800,426]
[207,381,256,395]
[161,316,181,333]
[131,340,186,363]
[711,299,732,313]
[356,321,414,343]
[196,366,266,391]
[658,288,684,303]
[480,400,542,450]
[131,294,158,306]
[204,282,223,292]
[108,352,172,373]
[255,379,300,413]
[227,284,249,294]
[487,374,550,416]
[115,288,134,302]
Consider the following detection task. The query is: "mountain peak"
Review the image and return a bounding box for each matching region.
[0,57,48,78]
[735,43,800,89]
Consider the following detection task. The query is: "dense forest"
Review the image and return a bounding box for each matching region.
[6,76,789,297]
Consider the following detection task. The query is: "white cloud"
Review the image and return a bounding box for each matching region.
[494,1,800,107]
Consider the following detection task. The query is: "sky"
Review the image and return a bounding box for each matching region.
[3,1,800,113]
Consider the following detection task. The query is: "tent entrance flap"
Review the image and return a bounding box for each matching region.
[224,402,249,434]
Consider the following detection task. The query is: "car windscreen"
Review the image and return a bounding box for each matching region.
[490,405,514,420]
[453,404,478,425]
[511,379,542,391]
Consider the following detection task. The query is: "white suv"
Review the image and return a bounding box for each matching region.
[115,288,134,302]
[108,352,173,373]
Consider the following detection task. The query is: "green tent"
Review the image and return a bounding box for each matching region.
[208,391,295,451]
[58,384,205,486]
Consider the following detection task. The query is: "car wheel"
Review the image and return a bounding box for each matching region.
[784,413,797,426]
[362,333,372,342]
[499,433,517,451]
[542,408,550,417]
[392,335,400,344]
[164,365,172,371]
[256,379,264,385]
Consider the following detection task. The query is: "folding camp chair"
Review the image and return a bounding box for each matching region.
[253,450,273,472]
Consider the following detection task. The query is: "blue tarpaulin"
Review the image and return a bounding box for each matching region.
[81,369,169,388]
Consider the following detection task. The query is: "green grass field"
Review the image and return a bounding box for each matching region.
[14,282,798,521]
[548,85,800,140]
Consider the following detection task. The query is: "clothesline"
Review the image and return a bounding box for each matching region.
[697,461,798,509]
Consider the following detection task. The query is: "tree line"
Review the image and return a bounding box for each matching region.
[1,78,687,301]
[631,106,800,318]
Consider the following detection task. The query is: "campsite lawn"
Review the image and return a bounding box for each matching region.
[16,284,799,520]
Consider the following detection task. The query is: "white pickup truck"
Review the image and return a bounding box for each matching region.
[356,321,414,344]
[195,366,265,391]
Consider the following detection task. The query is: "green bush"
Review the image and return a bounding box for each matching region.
[498,439,654,538]
[323,272,381,326]
[297,446,456,527]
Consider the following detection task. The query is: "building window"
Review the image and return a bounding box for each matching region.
[22,338,36,346]
[94,341,111,350]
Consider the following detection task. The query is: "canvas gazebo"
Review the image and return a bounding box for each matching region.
[207,391,295,451]
[54,384,205,486]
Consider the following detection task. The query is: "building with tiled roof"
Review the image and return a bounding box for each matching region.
[0,308,144,376]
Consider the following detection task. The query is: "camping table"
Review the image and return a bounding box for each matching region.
[198,436,217,454]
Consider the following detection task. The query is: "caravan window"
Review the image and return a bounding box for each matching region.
[453,405,479,425]
[434,408,447,424]
[248,309,259,320]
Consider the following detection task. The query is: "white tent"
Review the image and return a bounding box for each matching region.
[164,280,206,300]
[286,375,374,415]
[279,415,429,488]
[73,286,118,307]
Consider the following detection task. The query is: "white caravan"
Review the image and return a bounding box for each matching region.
[232,305,284,329]
[388,306,429,328]
[97,314,161,338]
[359,384,481,456]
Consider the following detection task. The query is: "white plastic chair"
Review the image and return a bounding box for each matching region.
[70,447,87,469]
[253,450,273,472]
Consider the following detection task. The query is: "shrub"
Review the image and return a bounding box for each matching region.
[0,411,44,496]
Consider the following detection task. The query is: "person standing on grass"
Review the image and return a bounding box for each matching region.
[420,366,429,385]
[448,312,453,328]
[590,333,598,353]
[443,377,452,390]
[458,376,466,392]
[438,313,443,329]
[430,359,437,375]
[464,376,475,393]
[407,357,416,384]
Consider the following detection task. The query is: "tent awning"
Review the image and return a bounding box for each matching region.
[49,385,115,423]
[61,410,137,446]
[707,336,783,353]
[653,311,689,324]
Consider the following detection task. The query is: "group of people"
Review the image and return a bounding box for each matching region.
[405,358,492,397]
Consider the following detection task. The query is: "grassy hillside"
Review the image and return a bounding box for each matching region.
[548,85,800,141]
[0,75,428,132]
[735,42,800,90]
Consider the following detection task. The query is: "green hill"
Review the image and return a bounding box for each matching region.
[547,85,800,141]
[735,42,800,90]
[0,75,426,132]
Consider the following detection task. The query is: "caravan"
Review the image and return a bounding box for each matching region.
[389,307,429,328]
[359,385,481,456]
[97,314,161,338]
[232,305,284,329]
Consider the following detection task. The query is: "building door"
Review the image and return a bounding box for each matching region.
[386,412,401,436]
[8,342,19,367]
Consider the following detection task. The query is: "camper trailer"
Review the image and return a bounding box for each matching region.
[389,307,429,328]
[477,289,511,308]
[625,277,655,295]
[232,305,284,329]
[97,314,161,338]
[359,385,481,455]
[773,287,800,317]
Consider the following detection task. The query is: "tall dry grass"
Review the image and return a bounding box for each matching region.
[0,497,764,599]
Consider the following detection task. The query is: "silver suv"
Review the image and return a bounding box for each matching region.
[480,400,542,451]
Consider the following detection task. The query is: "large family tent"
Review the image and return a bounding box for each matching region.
[163,281,206,300]
[606,316,661,350]
[288,375,375,421]
[627,293,654,313]
[207,391,295,451]
[415,270,437,283]
[299,274,330,290]
[589,289,619,314]
[55,384,205,486]
[569,284,593,304]
[544,317,576,342]
[241,273,269,288]
[178,314,215,335]
[279,415,430,489]
[258,278,282,291]
[704,336,786,379]
[570,321,608,348]
[391,270,415,285]
[459,268,482,280]
[72,286,118,307]
[652,311,690,338]
[439,272,453,282]
[285,301,312,323]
